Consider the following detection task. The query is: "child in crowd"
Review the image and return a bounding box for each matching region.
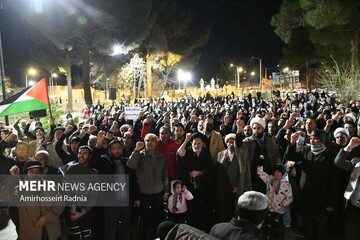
[167,180,193,224]
[257,164,293,240]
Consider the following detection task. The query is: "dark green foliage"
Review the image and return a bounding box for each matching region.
[40,100,66,132]
[272,0,360,69]
[11,0,154,104]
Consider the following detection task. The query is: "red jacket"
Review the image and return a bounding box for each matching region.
[157,138,180,181]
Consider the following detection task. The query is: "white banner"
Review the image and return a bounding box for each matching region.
[124,107,142,120]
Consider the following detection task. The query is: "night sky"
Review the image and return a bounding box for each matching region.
[180,0,283,83]
[1,0,283,87]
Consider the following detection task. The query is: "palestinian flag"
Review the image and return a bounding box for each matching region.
[0,78,50,117]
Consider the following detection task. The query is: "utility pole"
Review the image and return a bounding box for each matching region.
[252,57,262,88]
[306,61,309,91]
[259,59,262,88]
[0,1,9,125]
[236,68,240,90]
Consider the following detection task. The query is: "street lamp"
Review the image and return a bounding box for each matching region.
[105,77,109,99]
[252,56,262,88]
[230,64,243,89]
[177,70,192,94]
[26,68,37,87]
[237,67,243,89]
[111,43,127,56]
[50,72,58,96]
[28,80,35,86]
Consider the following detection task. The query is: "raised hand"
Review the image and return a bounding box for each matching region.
[9,165,20,176]
[97,130,106,142]
[326,119,334,127]
[97,114,104,121]
[64,125,74,135]
[110,121,118,132]
[135,141,145,151]
[35,216,46,228]
[347,137,360,150]
[284,118,295,129]
[290,132,300,144]
[43,134,52,144]
[88,125,97,134]
[6,133,17,142]
[290,112,298,120]
[236,119,244,132]
[287,161,295,168]
[185,133,192,142]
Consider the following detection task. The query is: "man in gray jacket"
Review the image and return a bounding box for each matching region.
[127,133,169,240]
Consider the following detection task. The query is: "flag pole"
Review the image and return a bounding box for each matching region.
[44,76,53,119]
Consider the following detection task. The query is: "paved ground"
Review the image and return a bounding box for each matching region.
[0,217,305,240]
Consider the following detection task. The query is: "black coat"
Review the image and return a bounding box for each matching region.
[93,155,140,204]
[287,144,342,216]
[210,218,262,240]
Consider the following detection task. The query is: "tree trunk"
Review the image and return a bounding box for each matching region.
[82,48,93,105]
[160,69,171,97]
[146,54,152,98]
[160,75,168,97]
[66,64,73,111]
[351,29,359,73]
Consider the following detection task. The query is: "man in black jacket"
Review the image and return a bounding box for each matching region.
[94,139,140,240]
[210,191,269,240]
[287,129,342,240]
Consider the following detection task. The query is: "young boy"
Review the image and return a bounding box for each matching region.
[257,164,293,240]
[168,180,193,224]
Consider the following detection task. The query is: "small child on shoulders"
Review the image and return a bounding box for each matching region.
[168,180,194,224]
[257,164,293,240]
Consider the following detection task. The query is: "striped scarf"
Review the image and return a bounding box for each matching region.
[344,161,360,200]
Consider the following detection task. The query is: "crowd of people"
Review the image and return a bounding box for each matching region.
[0,89,359,240]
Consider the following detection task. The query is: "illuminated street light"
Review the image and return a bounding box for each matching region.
[111,44,127,56]
[230,64,243,89]
[28,80,35,86]
[29,68,37,75]
[251,71,255,76]
[177,70,192,93]
[50,72,58,96]
[26,68,37,87]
